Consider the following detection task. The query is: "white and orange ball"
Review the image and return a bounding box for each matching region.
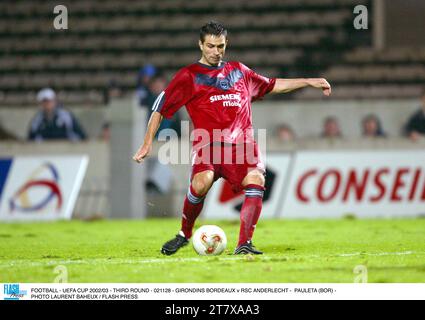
[192,225,227,256]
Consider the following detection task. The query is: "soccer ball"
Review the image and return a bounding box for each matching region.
[192,225,227,256]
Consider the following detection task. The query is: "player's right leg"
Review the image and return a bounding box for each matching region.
[161,170,215,255]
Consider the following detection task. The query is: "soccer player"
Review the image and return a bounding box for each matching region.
[133,21,331,255]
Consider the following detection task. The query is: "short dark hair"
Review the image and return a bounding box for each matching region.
[324,116,339,124]
[200,21,227,43]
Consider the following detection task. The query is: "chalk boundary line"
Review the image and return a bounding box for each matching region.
[0,251,422,268]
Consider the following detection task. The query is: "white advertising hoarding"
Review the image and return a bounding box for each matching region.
[201,150,425,219]
[281,151,425,218]
[0,156,88,221]
[202,154,292,219]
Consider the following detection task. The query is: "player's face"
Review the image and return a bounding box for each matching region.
[199,35,227,66]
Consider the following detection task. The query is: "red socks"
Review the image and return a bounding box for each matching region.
[238,184,264,246]
[181,185,205,239]
[181,183,264,244]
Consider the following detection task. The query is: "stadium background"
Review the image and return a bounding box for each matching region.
[1,0,425,283]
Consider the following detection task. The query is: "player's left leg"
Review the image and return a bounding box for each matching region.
[234,169,265,255]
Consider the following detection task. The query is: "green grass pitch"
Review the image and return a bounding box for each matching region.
[0,218,424,283]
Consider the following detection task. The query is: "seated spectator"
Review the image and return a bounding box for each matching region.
[276,124,295,142]
[28,88,87,142]
[321,116,342,138]
[362,114,386,138]
[405,89,425,141]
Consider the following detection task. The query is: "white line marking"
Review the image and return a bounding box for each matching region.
[0,251,422,269]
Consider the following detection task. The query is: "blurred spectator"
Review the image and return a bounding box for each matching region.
[276,124,295,142]
[140,73,176,193]
[362,114,386,138]
[99,122,110,142]
[143,75,168,107]
[103,79,123,105]
[405,89,425,141]
[0,119,17,140]
[28,88,87,142]
[321,116,342,138]
[143,74,182,138]
[136,64,157,106]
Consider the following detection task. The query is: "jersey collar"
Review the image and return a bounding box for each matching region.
[196,61,226,70]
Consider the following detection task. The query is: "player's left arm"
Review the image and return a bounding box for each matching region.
[270,78,331,96]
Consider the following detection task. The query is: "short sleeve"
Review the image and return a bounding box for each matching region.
[153,68,193,119]
[240,63,276,101]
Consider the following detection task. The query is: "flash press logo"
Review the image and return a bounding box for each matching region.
[3,284,27,300]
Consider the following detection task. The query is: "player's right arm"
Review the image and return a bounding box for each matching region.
[132,111,163,163]
[132,68,193,163]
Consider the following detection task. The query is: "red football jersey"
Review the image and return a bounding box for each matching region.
[152,61,276,148]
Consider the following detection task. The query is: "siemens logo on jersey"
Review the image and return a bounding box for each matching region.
[209,93,241,103]
[209,94,241,107]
